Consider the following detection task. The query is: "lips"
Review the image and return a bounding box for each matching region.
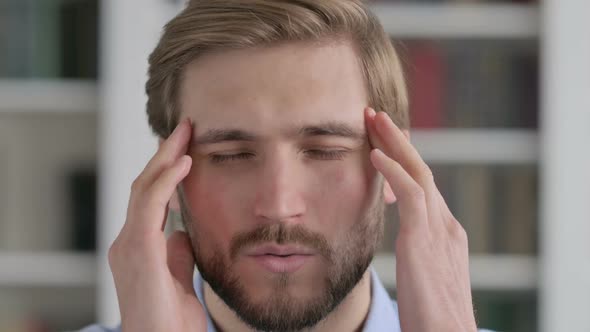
[245,244,315,273]
[245,244,316,257]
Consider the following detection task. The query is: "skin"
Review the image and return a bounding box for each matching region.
[178,40,385,332]
[108,40,477,332]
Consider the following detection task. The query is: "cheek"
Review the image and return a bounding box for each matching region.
[310,155,378,229]
[181,166,241,255]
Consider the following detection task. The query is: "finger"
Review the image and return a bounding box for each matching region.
[373,112,429,182]
[370,148,428,230]
[364,107,384,150]
[167,231,197,295]
[365,108,398,202]
[131,155,192,232]
[373,112,440,218]
[136,119,192,190]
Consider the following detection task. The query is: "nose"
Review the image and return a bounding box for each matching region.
[253,150,306,224]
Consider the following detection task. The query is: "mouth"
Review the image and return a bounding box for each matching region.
[246,243,316,256]
[245,244,316,273]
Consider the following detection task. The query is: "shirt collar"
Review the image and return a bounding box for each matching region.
[362,268,401,332]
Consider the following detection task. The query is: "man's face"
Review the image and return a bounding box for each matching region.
[178,40,385,330]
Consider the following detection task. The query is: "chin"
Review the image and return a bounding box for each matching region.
[236,257,328,298]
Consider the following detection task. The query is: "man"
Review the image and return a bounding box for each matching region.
[83,0,493,331]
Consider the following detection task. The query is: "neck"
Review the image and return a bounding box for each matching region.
[204,270,372,332]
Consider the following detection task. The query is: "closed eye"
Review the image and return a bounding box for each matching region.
[209,150,348,164]
[305,149,348,160]
[210,152,255,164]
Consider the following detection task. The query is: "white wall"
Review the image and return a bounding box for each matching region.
[539,0,590,330]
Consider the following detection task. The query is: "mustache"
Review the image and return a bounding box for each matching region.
[230,223,332,261]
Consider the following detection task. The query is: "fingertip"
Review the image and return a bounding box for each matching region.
[178,117,191,126]
[177,155,193,175]
[370,148,387,167]
[365,108,381,147]
[375,110,389,121]
[371,147,385,157]
[376,111,401,134]
[173,117,190,134]
[181,154,192,163]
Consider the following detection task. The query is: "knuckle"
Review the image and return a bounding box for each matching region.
[108,241,120,266]
[130,177,144,195]
[418,165,434,182]
[408,185,426,201]
[449,219,468,242]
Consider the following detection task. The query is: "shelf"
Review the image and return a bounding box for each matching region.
[371,3,539,39]
[0,79,98,113]
[373,253,537,291]
[0,252,96,287]
[410,129,538,164]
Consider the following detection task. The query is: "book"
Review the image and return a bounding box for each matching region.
[498,165,537,254]
[60,0,98,78]
[453,165,492,253]
[68,168,97,251]
[0,0,33,77]
[406,41,447,128]
[442,40,539,128]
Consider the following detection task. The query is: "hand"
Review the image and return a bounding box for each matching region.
[108,119,206,332]
[364,108,477,332]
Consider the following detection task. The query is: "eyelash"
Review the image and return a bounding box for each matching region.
[209,150,347,164]
[306,149,347,160]
[210,153,253,164]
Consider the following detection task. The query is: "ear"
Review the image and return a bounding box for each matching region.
[158,139,181,212]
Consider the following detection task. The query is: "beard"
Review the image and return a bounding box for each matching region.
[177,188,385,332]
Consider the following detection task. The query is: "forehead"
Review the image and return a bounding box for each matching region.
[179,40,368,136]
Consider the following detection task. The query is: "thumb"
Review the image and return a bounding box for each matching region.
[167,231,197,295]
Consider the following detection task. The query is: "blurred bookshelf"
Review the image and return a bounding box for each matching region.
[371,1,541,331]
[0,80,97,113]
[0,252,96,287]
[0,0,100,330]
[372,3,538,38]
[2,0,582,331]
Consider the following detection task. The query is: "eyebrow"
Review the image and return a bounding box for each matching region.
[193,128,257,145]
[298,122,365,141]
[193,121,365,145]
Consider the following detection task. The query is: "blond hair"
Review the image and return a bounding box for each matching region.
[146,0,409,138]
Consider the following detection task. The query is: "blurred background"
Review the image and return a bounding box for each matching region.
[0,0,588,331]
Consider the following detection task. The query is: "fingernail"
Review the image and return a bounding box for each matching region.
[367,107,376,118]
[370,149,383,168]
[370,148,384,163]
[173,119,184,132]
[180,155,192,171]
[372,148,385,158]
[174,118,191,134]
